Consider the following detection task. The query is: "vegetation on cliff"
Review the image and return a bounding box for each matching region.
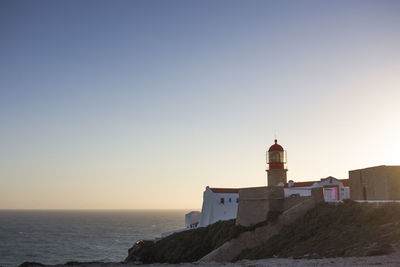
[236,200,400,260]
[125,219,248,263]
[126,201,400,264]
[125,210,283,264]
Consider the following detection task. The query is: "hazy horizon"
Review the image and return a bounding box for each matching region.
[1,0,399,209]
[0,208,199,211]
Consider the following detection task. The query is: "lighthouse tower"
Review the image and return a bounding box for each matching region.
[266,139,288,186]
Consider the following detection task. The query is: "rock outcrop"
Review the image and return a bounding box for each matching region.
[199,198,318,262]
[124,239,155,263]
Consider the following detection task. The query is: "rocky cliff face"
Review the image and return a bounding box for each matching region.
[125,201,400,264]
[199,198,317,262]
[124,219,255,264]
[236,201,400,260]
[124,240,155,263]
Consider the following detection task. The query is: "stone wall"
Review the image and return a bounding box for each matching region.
[350,166,400,200]
[311,187,325,203]
[236,186,325,227]
[236,186,284,226]
[283,195,311,211]
[267,169,287,186]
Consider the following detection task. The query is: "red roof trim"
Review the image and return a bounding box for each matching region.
[210,188,239,194]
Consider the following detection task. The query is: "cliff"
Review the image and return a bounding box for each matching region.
[236,200,400,260]
[124,219,247,264]
[124,209,283,264]
[126,201,400,264]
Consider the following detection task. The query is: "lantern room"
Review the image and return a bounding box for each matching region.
[266,139,287,170]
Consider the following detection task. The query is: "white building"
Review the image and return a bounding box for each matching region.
[195,186,239,227]
[185,211,201,228]
[183,177,349,231]
[283,176,350,202]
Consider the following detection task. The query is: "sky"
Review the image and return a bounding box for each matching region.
[1,0,399,209]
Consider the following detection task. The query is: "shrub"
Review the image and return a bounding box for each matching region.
[235,202,400,261]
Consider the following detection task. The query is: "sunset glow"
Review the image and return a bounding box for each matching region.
[1,0,399,209]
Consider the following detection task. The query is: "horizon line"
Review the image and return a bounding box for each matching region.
[0,208,201,211]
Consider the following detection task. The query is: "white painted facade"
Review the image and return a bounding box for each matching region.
[283,177,350,202]
[185,211,201,228]
[198,186,239,227]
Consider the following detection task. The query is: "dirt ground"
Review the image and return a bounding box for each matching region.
[42,248,400,267]
[150,250,400,266]
[29,247,400,267]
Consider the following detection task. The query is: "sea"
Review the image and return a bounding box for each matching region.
[0,210,189,267]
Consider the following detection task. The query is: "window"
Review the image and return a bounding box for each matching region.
[236,198,239,203]
[220,198,224,204]
[229,198,232,203]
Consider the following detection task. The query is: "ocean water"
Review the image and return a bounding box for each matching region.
[0,210,188,267]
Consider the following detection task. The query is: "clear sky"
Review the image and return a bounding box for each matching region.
[1,0,399,209]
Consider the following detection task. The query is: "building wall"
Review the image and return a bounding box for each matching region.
[284,178,349,201]
[349,166,400,200]
[198,187,239,227]
[342,187,350,200]
[284,187,312,198]
[236,186,284,226]
[282,195,312,211]
[236,186,324,227]
[267,169,287,186]
[318,177,348,201]
[185,211,201,228]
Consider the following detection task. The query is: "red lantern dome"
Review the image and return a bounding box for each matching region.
[267,139,286,170]
[268,139,284,152]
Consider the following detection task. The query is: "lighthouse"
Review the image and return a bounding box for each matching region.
[266,139,288,186]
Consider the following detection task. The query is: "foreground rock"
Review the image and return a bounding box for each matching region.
[17,249,400,267]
